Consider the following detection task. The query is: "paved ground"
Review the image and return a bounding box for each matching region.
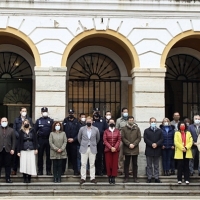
[0,196,199,200]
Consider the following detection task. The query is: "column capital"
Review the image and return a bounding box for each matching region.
[34,67,67,76]
[131,68,166,78]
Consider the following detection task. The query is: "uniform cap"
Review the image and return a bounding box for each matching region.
[41,107,48,112]
[68,109,74,114]
[93,107,100,112]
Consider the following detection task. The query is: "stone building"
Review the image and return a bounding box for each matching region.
[1,0,200,174]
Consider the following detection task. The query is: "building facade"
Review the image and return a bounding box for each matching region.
[1,0,200,174]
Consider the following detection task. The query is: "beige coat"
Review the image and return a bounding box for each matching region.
[49,131,67,159]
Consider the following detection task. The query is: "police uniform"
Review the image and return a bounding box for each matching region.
[34,107,54,175]
[62,109,80,175]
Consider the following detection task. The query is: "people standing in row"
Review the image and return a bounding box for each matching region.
[35,107,54,175]
[188,115,200,176]
[103,118,121,184]
[160,118,175,176]
[144,117,163,183]
[17,119,38,183]
[12,107,33,175]
[0,117,15,183]
[121,116,141,183]
[174,121,193,184]
[49,122,67,183]
[78,116,100,184]
[116,107,129,175]
[92,108,108,176]
[62,109,79,175]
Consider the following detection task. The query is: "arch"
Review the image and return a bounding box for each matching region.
[61,29,139,69]
[0,27,41,66]
[161,30,200,68]
[67,46,131,81]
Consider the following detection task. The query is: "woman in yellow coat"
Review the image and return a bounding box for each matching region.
[174,121,193,185]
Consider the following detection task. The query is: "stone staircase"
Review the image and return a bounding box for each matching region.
[0,172,200,197]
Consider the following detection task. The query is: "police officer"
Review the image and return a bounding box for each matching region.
[12,107,33,175]
[35,107,54,175]
[93,108,108,176]
[62,109,80,175]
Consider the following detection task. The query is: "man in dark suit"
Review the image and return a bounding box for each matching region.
[78,116,100,184]
[144,117,163,183]
[0,117,15,183]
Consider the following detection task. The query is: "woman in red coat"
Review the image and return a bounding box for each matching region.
[103,118,121,184]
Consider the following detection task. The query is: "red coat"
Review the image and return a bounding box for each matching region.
[103,128,121,152]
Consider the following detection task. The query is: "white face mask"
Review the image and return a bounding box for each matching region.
[123,113,128,117]
[1,122,8,128]
[55,125,60,131]
[164,122,169,126]
[81,117,86,122]
[42,112,48,117]
[194,119,200,125]
[21,112,27,117]
[106,115,111,120]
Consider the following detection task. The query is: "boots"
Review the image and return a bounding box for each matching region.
[27,175,31,183]
[108,176,112,184]
[111,176,115,184]
[23,173,27,183]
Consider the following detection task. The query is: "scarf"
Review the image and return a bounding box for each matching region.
[181,131,186,146]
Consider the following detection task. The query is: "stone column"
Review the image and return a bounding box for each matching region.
[34,67,67,122]
[131,68,166,175]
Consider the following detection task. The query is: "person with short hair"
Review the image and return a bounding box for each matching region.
[17,119,38,183]
[105,111,112,124]
[78,116,100,184]
[0,117,15,183]
[144,117,163,183]
[49,121,67,183]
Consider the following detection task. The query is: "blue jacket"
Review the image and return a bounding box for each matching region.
[188,124,199,145]
[160,125,175,149]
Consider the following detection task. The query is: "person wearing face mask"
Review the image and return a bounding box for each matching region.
[92,108,108,176]
[121,116,141,183]
[188,115,200,176]
[78,116,100,184]
[105,111,112,124]
[184,118,191,128]
[49,122,67,183]
[62,109,80,175]
[116,107,129,175]
[144,117,163,183]
[17,119,38,183]
[103,118,121,184]
[0,117,15,183]
[12,107,33,175]
[35,107,54,175]
[160,118,175,176]
[174,122,193,184]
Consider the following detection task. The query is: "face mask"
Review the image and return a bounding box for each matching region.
[86,122,91,127]
[69,114,74,119]
[81,118,86,122]
[194,119,200,125]
[24,124,29,128]
[106,116,111,120]
[164,122,169,126]
[42,112,48,117]
[55,125,60,131]
[180,125,185,131]
[109,123,115,128]
[128,122,134,126]
[21,112,27,117]
[123,113,128,118]
[186,122,190,126]
[1,122,8,128]
[151,122,156,128]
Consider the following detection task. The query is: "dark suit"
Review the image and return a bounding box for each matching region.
[0,126,15,180]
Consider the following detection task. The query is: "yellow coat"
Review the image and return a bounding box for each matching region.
[174,131,193,159]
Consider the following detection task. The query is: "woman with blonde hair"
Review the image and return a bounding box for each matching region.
[17,119,38,183]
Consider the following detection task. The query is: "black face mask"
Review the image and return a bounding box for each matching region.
[109,123,115,128]
[86,122,91,127]
[69,114,74,119]
[24,124,29,128]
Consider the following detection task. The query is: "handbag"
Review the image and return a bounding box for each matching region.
[197,134,200,151]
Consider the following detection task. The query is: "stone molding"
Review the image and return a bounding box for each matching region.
[34,67,67,76]
[131,68,166,78]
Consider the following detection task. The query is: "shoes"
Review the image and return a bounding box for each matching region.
[90,179,97,184]
[133,178,139,183]
[11,170,17,175]
[79,179,85,184]
[6,179,13,183]
[123,178,129,183]
[46,171,52,175]
[170,170,175,175]
[57,178,61,183]
[37,171,43,175]
[178,181,182,184]
[54,178,58,183]
[147,179,151,183]
[108,176,112,184]
[155,179,162,183]
[185,181,189,184]
[166,170,170,176]
[111,176,115,184]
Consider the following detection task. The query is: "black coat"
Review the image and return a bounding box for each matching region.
[92,118,108,141]
[144,127,164,157]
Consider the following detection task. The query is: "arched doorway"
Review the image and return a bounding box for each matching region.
[0,51,32,123]
[68,52,121,118]
[165,53,200,120]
